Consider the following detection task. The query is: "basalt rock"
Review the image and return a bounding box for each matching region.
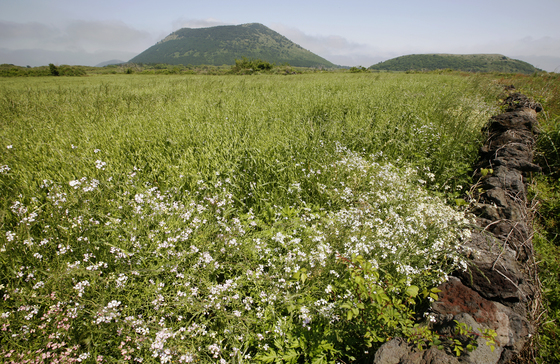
[374,91,540,364]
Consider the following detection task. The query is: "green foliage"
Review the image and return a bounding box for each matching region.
[338,255,419,347]
[231,57,274,74]
[370,54,541,74]
[529,176,560,363]
[49,63,59,76]
[407,321,496,357]
[533,231,560,363]
[348,66,368,73]
[0,64,86,77]
[537,120,560,179]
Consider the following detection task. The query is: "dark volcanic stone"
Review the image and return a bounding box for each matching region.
[454,264,520,303]
[504,93,543,113]
[432,277,499,323]
[374,91,540,364]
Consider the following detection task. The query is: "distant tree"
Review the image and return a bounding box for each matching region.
[231,57,274,74]
[170,65,182,74]
[349,66,367,73]
[254,59,273,71]
[49,63,59,76]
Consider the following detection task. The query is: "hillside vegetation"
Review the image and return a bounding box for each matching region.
[370,54,540,74]
[0,63,86,77]
[129,23,336,68]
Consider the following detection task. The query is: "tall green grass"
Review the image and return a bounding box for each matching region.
[0,73,498,363]
[1,74,496,198]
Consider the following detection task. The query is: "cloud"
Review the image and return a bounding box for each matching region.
[64,21,153,50]
[269,24,396,67]
[424,36,560,72]
[270,24,361,55]
[440,36,560,58]
[0,47,139,67]
[172,18,231,31]
[511,55,560,73]
[0,21,60,40]
[3,18,558,71]
[0,21,61,49]
[0,20,154,53]
[494,37,560,61]
[267,23,560,70]
[0,20,156,66]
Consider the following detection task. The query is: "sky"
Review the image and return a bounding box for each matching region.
[1,0,559,71]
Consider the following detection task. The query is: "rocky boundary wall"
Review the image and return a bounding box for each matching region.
[374,92,543,364]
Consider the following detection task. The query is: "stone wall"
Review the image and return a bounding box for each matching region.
[374,92,542,364]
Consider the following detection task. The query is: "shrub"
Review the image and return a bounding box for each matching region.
[349,66,368,73]
[231,57,274,74]
[49,63,59,76]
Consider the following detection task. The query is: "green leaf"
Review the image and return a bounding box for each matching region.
[486,341,496,352]
[256,349,279,363]
[379,293,390,302]
[311,353,327,364]
[300,272,307,284]
[405,285,419,297]
[282,349,300,364]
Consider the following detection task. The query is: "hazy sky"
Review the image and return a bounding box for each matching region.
[1,0,559,71]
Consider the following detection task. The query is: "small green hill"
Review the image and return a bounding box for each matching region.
[129,23,336,68]
[369,54,540,74]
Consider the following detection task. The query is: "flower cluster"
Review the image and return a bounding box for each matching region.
[1,142,477,363]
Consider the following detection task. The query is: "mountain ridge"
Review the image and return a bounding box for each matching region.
[129,23,336,68]
[95,59,126,67]
[369,54,541,74]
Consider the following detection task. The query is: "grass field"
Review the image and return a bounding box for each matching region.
[0,72,523,363]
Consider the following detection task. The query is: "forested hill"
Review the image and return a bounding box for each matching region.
[129,23,336,68]
[369,54,540,74]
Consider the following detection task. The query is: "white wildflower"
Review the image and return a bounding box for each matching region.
[95,160,106,170]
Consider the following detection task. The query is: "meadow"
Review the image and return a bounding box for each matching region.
[0,72,510,363]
